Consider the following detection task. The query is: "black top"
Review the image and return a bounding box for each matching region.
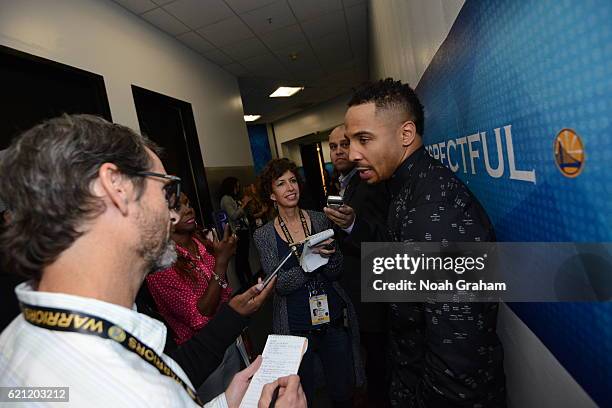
[356,147,506,407]
[386,146,496,243]
[335,170,390,332]
[0,273,26,332]
[168,304,249,389]
[274,230,344,331]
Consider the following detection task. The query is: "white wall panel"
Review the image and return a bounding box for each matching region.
[0,0,253,168]
[369,0,464,85]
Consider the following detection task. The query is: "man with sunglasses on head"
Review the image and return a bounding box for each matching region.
[0,115,305,407]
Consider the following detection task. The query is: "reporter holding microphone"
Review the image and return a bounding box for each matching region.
[253,158,364,407]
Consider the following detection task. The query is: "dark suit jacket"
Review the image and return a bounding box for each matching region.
[335,172,390,332]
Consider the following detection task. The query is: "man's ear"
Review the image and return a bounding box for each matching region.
[94,163,132,216]
[400,120,417,147]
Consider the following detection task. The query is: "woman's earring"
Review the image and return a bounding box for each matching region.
[273,201,278,211]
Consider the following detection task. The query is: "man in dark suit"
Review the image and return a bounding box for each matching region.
[327,125,390,406]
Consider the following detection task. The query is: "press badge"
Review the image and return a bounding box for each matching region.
[309,294,330,325]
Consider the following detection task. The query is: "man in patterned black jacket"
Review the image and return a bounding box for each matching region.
[325,79,506,407]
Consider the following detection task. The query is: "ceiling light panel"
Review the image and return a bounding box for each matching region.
[269,86,304,97]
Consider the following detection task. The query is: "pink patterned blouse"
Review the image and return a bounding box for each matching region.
[146,237,232,345]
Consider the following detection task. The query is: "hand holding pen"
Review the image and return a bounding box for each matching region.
[258,375,306,408]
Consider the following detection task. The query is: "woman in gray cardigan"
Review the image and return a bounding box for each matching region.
[253,159,364,407]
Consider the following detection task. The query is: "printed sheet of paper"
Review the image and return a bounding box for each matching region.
[239,335,308,408]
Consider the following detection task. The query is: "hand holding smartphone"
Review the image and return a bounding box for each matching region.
[326,195,344,209]
[213,211,230,239]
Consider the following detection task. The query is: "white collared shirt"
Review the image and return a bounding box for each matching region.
[0,282,227,407]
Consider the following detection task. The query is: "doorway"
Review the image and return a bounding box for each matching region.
[0,45,111,149]
[300,141,329,210]
[131,86,212,225]
[0,45,112,332]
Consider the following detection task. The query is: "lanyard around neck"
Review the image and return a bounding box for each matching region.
[20,302,204,406]
[277,209,310,258]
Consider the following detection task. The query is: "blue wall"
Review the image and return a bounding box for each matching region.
[247,124,272,175]
[415,0,611,405]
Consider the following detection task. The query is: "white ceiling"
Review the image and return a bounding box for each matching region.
[113,0,369,123]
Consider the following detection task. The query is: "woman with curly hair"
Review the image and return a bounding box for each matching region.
[253,158,363,407]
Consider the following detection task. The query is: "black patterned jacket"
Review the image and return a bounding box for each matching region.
[358,147,506,407]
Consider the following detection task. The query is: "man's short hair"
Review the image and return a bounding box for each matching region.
[348,78,425,135]
[0,114,160,280]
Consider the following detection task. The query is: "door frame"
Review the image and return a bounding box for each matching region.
[131,85,212,225]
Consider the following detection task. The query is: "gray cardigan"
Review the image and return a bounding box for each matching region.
[253,210,364,387]
[220,194,248,231]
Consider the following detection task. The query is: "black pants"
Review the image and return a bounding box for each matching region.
[235,229,252,290]
[293,325,355,407]
[361,331,389,405]
[388,302,506,407]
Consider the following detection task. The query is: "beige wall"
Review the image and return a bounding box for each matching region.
[272,93,350,156]
[279,128,334,168]
[206,166,257,211]
[0,0,254,170]
[282,142,330,167]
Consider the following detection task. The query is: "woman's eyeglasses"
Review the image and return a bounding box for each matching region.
[135,171,181,210]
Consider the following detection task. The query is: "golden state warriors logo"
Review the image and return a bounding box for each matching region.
[554,129,585,178]
[108,325,126,343]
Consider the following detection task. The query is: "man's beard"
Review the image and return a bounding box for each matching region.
[136,206,178,275]
[147,239,177,274]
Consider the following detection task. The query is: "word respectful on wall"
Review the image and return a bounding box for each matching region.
[425,124,536,184]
